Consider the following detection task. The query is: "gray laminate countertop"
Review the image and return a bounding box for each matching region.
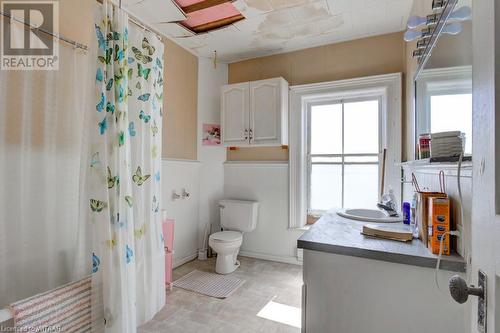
[297,210,466,272]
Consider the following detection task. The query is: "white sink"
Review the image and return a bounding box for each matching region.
[337,208,403,223]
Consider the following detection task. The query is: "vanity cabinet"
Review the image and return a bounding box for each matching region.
[221,77,289,147]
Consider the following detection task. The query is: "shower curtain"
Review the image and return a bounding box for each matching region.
[0,22,91,308]
[89,2,165,332]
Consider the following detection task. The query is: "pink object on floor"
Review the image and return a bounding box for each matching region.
[181,2,241,28]
[162,216,175,291]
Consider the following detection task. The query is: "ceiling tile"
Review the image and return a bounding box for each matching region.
[233,0,274,18]
[255,9,295,32]
[154,23,195,38]
[180,3,242,29]
[290,1,331,23]
[126,0,413,62]
[326,0,366,14]
[121,0,143,6]
[269,0,311,10]
[125,0,186,24]
[314,14,346,33]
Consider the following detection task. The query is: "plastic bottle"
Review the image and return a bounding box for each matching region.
[402,202,411,224]
[410,192,418,238]
[382,187,397,211]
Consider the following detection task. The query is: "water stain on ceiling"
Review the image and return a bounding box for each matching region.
[155,0,414,62]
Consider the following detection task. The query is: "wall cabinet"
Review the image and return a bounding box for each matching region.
[221,77,289,147]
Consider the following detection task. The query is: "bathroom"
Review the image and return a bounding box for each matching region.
[0,0,498,332]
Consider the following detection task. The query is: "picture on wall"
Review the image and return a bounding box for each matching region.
[202,124,221,146]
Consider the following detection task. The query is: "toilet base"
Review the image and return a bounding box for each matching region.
[215,251,240,274]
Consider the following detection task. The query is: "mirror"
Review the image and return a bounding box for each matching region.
[414,1,472,159]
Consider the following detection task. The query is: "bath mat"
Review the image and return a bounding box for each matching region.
[173,270,245,299]
[10,276,92,332]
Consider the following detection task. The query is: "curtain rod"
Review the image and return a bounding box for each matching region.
[0,0,165,55]
[0,11,88,51]
[97,0,164,42]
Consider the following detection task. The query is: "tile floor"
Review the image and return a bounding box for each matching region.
[139,257,303,333]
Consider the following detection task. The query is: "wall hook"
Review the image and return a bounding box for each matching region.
[181,189,191,199]
[172,191,181,201]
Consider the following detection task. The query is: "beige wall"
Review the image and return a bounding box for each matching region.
[227,32,406,161]
[162,39,198,160]
[59,0,94,46]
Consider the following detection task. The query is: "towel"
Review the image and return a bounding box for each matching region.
[10,276,92,333]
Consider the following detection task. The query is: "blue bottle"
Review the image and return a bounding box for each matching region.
[402,202,411,225]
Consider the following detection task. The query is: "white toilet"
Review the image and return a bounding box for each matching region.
[209,199,259,274]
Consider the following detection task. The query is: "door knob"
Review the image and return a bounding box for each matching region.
[449,275,484,304]
[449,271,487,332]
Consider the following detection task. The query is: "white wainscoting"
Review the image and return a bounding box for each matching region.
[161,159,201,268]
[224,162,305,265]
[402,165,472,258]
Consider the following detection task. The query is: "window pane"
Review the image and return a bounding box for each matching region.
[430,94,472,154]
[344,155,379,163]
[344,100,379,154]
[311,156,342,163]
[310,165,342,211]
[310,104,342,154]
[344,165,379,209]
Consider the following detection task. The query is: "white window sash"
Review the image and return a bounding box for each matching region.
[289,73,402,229]
[306,97,382,213]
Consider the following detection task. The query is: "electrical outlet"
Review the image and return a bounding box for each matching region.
[478,270,487,332]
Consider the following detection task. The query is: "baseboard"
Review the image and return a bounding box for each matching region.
[239,250,303,266]
[173,252,198,269]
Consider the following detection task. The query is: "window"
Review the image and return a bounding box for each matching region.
[289,73,402,229]
[308,99,380,213]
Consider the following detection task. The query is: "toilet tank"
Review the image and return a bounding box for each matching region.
[219,199,259,232]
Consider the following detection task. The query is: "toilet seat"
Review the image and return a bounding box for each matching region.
[209,231,242,243]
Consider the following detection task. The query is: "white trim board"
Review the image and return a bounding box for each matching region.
[224,161,289,168]
[239,251,302,266]
[289,73,403,228]
[173,252,198,269]
[162,158,201,164]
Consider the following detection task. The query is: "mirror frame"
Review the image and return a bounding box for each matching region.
[413,0,459,81]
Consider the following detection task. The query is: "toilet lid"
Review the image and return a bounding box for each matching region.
[210,231,242,242]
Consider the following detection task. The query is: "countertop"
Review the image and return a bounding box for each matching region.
[297,210,466,272]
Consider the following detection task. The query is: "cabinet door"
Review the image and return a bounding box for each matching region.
[221,82,250,146]
[249,78,288,146]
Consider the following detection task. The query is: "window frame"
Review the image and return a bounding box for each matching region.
[306,97,382,214]
[289,73,402,229]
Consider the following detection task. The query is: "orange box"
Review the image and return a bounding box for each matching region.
[427,197,451,255]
